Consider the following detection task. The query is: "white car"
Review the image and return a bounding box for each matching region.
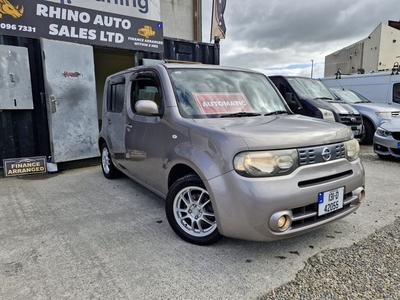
[374,116,400,159]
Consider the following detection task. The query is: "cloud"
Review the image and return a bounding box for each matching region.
[202,0,400,77]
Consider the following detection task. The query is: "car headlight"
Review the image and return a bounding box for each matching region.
[376,127,391,137]
[344,139,360,162]
[375,112,393,119]
[234,149,298,177]
[319,108,336,121]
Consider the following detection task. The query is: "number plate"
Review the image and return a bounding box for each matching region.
[397,142,400,149]
[318,187,344,216]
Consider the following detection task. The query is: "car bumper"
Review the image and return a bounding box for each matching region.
[352,124,364,139]
[373,134,400,157]
[204,158,365,242]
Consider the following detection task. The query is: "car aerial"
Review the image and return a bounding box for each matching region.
[330,87,400,144]
[98,63,365,245]
[374,115,400,159]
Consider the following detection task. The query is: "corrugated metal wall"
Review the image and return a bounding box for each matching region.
[0,36,50,165]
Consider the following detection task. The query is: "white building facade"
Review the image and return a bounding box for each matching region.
[325,21,400,77]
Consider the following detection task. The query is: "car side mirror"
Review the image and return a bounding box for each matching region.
[285,92,302,111]
[135,100,159,115]
[285,92,294,103]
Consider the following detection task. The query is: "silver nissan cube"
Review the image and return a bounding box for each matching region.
[98,63,365,245]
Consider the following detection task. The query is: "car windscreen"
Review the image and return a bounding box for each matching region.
[287,77,336,100]
[333,89,371,104]
[168,69,287,118]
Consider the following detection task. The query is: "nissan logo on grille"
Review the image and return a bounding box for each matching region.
[321,147,331,161]
[350,117,357,122]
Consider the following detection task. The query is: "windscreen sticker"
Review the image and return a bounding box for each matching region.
[192,93,254,114]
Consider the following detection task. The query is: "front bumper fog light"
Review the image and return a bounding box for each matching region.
[270,211,293,232]
[358,188,365,203]
[278,216,289,229]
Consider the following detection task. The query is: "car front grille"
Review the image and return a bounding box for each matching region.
[298,170,353,188]
[273,146,363,236]
[298,143,345,166]
[290,190,356,229]
[391,111,400,117]
[339,114,363,126]
[392,132,400,140]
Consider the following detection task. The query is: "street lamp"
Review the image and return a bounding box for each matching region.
[311,59,314,78]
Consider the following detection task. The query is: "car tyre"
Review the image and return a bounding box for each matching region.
[361,119,374,145]
[166,174,223,245]
[101,143,121,179]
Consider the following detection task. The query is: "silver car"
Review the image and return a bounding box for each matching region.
[330,88,400,144]
[98,63,365,245]
[374,116,400,159]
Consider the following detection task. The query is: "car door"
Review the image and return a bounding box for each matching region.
[103,75,127,165]
[392,82,400,104]
[124,71,167,192]
[269,77,305,115]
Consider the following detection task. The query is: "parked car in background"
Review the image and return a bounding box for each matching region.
[98,63,365,245]
[321,71,400,105]
[330,88,400,144]
[269,76,364,140]
[374,116,400,159]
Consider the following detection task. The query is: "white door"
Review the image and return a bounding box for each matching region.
[41,38,99,163]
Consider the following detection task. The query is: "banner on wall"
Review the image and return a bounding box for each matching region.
[45,0,161,21]
[0,0,164,52]
[210,0,226,41]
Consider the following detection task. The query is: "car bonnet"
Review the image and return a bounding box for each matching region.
[193,114,352,150]
[380,116,400,131]
[311,99,361,115]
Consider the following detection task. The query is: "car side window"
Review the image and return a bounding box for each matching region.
[107,79,125,113]
[130,75,162,114]
[393,83,400,104]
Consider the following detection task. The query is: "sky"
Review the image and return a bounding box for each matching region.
[202,0,400,78]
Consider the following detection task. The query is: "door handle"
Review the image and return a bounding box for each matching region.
[126,124,133,131]
[50,95,60,113]
[108,119,112,124]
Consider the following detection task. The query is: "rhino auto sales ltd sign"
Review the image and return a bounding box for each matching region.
[0,0,164,52]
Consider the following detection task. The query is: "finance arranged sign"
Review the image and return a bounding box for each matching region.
[3,156,47,177]
[0,0,164,52]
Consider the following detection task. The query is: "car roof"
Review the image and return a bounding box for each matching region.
[160,63,259,73]
[108,63,263,78]
[268,75,318,80]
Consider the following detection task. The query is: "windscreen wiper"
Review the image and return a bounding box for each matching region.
[315,97,334,100]
[264,110,288,116]
[220,112,262,118]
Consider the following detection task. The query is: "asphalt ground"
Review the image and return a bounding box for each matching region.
[0,145,399,299]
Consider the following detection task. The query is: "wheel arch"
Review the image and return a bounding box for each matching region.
[361,116,376,144]
[99,139,122,179]
[98,137,107,154]
[362,115,377,131]
[168,164,199,189]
